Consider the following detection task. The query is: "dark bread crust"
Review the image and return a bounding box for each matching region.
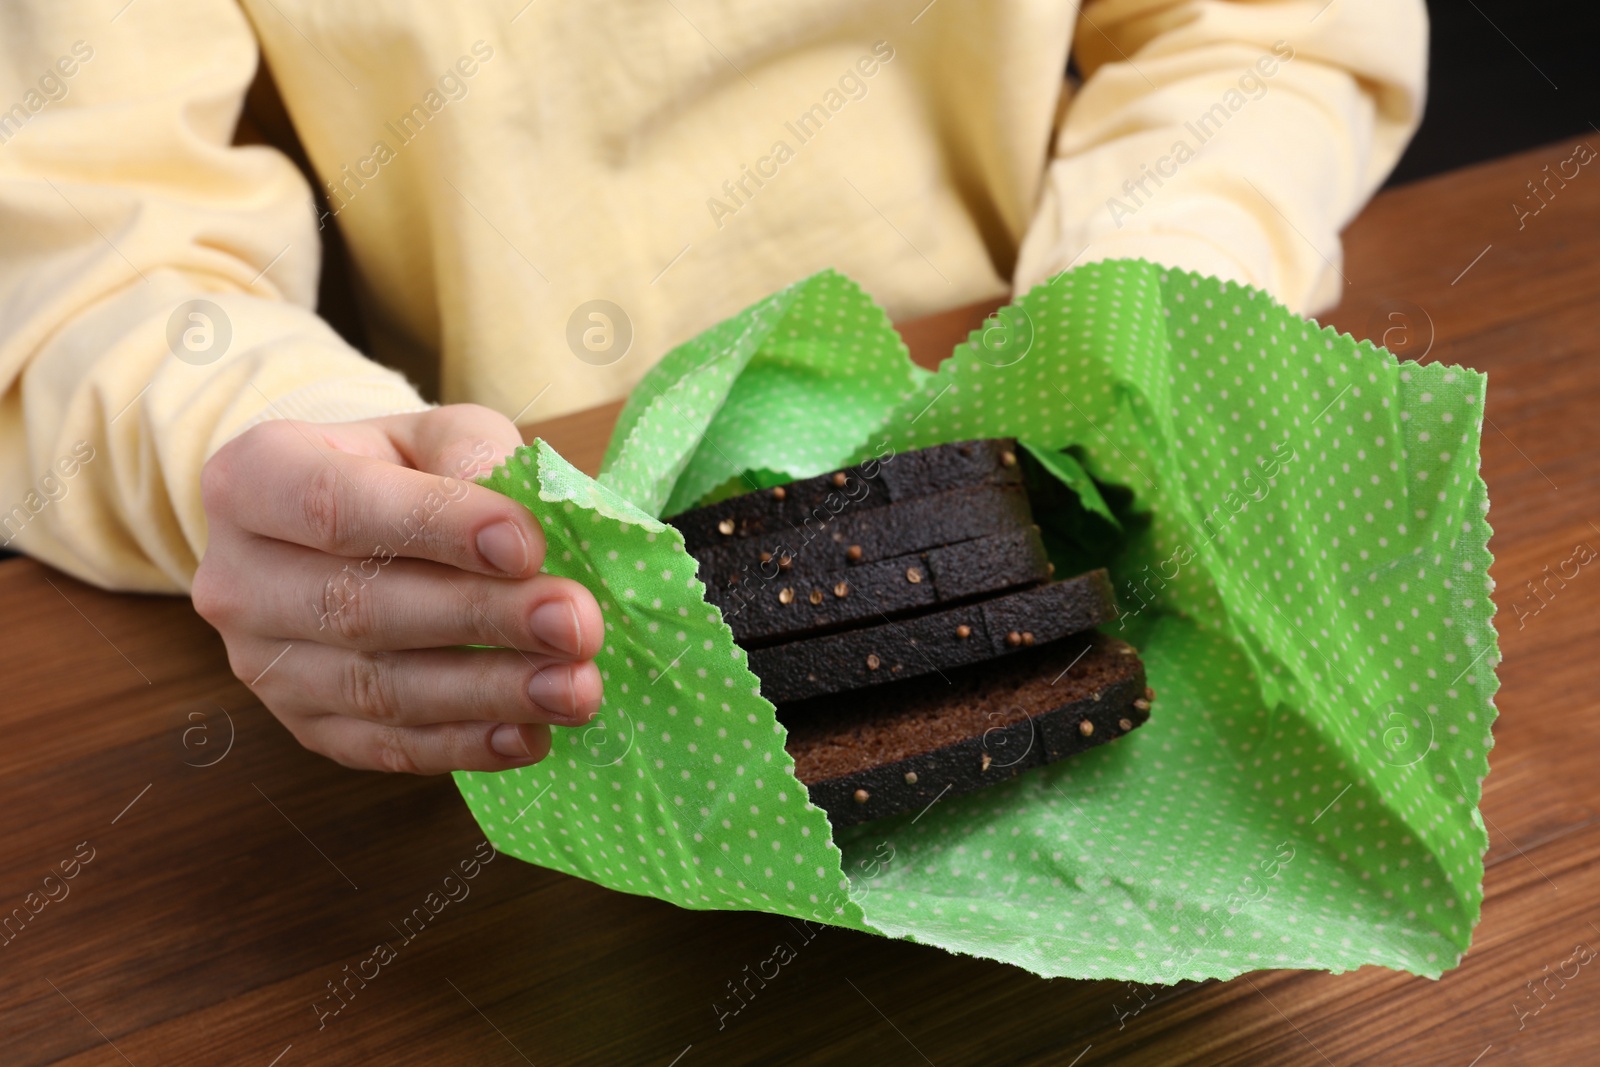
[782,633,1148,828]
[668,438,1022,548]
[707,528,1051,646]
[748,569,1116,703]
[686,484,1036,583]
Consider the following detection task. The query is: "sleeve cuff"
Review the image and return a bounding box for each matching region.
[235,375,435,434]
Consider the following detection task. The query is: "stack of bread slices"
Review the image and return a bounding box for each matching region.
[669,438,1152,827]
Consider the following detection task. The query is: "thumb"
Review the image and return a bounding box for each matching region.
[376,403,525,482]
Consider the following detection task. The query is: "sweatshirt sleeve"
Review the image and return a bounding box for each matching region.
[0,1,429,594]
[1015,0,1428,314]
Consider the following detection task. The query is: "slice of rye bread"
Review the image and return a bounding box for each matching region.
[782,633,1150,828]
[707,527,1051,646]
[686,483,1036,583]
[668,438,1022,548]
[747,569,1116,703]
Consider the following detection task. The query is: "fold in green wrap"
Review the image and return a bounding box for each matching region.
[456,261,1499,983]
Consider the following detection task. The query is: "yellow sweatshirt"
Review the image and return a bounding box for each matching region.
[0,0,1425,593]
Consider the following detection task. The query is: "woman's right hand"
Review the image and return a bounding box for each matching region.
[192,404,604,774]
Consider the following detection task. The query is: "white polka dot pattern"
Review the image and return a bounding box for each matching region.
[460,443,869,929]
[662,272,928,517]
[458,261,1498,984]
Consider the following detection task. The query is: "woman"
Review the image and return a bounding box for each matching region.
[0,0,1425,773]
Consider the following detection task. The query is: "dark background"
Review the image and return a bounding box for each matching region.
[1388,0,1596,184]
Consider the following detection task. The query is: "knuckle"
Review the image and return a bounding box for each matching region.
[442,404,518,473]
[199,450,235,516]
[190,560,237,628]
[276,713,369,774]
[371,727,422,775]
[299,461,347,549]
[222,643,259,690]
[317,565,378,644]
[453,402,516,436]
[203,421,292,520]
[451,581,502,647]
[459,653,513,720]
[341,650,403,725]
[280,716,332,761]
[287,718,375,773]
[393,490,449,554]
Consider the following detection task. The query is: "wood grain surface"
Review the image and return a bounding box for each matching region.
[2,139,1597,1067]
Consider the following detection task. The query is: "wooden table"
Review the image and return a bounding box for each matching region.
[3,139,1597,1066]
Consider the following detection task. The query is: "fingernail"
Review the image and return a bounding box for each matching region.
[528,666,578,718]
[490,723,532,759]
[530,600,583,656]
[477,522,529,576]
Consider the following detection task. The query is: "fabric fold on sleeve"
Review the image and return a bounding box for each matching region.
[0,1,428,592]
[1015,0,1428,314]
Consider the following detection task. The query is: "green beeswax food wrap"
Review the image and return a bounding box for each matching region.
[456,261,1498,983]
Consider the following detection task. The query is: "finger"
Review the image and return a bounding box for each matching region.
[208,419,546,577]
[230,537,602,658]
[377,406,537,583]
[251,640,603,727]
[301,715,554,774]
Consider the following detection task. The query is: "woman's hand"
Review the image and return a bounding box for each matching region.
[193,404,603,773]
